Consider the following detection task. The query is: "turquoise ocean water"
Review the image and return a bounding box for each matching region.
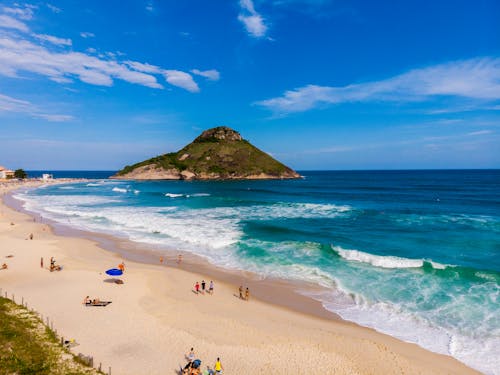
[16,170,500,374]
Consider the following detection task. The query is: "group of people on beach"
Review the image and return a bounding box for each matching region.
[183,348,223,375]
[238,285,250,301]
[194,280,214,295]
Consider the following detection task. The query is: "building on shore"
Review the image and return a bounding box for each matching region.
[0,166,15,179]
[42,173,54,181]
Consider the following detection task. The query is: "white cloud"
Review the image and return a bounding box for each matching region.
[46,4,61,13]
[467,130,493,136]
[125,61,162,74]
[3,6,34,20]
[0,14,29,32]
[256,58,500,114]
[126,62,200,92]
[33,33,72,46]
[0,37,165,88]
[0,92,73,122]
[80,32,95,38]
[191,69,220,81]
[0,7,207,93]
[164,70,200,93]
[238,0,268,38]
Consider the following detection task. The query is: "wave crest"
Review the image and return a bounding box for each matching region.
[331,245,447,269]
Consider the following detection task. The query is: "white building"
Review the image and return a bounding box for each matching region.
[42,173,53,181]
[0,165,14,179]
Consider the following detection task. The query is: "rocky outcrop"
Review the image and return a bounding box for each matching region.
[112,126,301,180]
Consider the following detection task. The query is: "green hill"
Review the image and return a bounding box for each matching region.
[112,126,300,180]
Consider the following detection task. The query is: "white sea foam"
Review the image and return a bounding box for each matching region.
[58,186,75,190]
[165,193,183,198]
[86,183,102,187]
[333,246,424,268]
[308,284,500,375]
[112,187,127,193]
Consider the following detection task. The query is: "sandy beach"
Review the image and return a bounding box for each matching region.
[0,180,480,375]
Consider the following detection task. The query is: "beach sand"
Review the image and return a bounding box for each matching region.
[0,181,480,374]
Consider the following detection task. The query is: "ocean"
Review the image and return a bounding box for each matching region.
[16,170,500,374]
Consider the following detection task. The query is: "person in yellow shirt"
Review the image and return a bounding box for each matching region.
[214,357,223,374]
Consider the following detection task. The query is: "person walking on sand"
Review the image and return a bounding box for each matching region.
[195,281,200,295]
[201,280,206,295]
[239,285,243,299]
[40,257,43,268]
[187,347,195,363]
[209,280,214,295]
[245,287,250,301]
[214,358,224,374]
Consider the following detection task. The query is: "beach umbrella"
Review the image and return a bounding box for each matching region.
[105,268,123,276]
[105,268,124,284]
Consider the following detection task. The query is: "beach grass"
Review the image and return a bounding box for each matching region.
[0,296,100,375]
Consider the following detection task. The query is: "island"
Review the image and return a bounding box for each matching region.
[111,126,301,180]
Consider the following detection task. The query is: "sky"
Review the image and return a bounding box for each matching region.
[0,0,499,170]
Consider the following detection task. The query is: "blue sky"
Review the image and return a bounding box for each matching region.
[0,0,499,170]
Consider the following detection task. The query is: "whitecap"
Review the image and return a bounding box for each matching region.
[165,193,183,198]
[332,246,424,268]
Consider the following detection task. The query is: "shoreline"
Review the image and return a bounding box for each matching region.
[0,180,480,374]
[5,187,341,322]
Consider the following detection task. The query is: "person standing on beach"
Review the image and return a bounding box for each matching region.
[245,287,250,301]
[238,285,243,299]
[40,257,43,268]
[187,347,195,363]
[195,282,200,295]
[118,262,125,272]
[209,280,214,295]
[201,280,206,295]
[214,358,224,374]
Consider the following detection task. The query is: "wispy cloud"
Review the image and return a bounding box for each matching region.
[0,93,73,122]
[256,57,500,114]
[33,33,72,46]
[0,14,29,32]
[0,8,211,92]
[0,37,164,88]
[80,31,95,38]
[467,130,493,136]
[163,70,199,92]
[238,0,268,38]
[46,4,61,13]
[191,69,220,81]
[3,5,34,20]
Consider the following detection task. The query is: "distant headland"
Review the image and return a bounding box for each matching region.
[112,126,301,180]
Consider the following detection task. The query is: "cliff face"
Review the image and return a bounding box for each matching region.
[112,126,301,180]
